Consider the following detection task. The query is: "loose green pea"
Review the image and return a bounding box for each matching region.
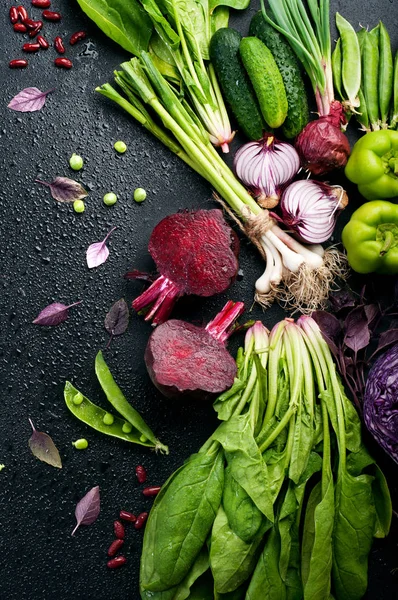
[122,422,133,433]
[72,438,88,450]
[114,140,127,154]
[134,188,147,203]
[103,192,117,206]
[73,200,85,213]
[103,412,115,426]
[73,392,84,405]
[69,153,84,171]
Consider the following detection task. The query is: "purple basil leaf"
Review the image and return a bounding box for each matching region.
[72,486,100,536]
[8,87,54,112]
[329,290,356,313]
[33,301,82,326]
[86,227,116,269]
[364,304,380,331]
[105,299,129,337]
[372,329,398,359]
[311,310,341,356]
[28,419,62,468]
[35,177,88,203]
[344,306,370,353]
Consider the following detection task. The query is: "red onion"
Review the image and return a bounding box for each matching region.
[295,102,351,175]
[279,180,349,244]
[234,134,300,209]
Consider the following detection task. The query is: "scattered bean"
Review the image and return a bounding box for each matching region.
[107,539,124,557]
[114,140,127,154]
[24,18,41,29]
[13,23,28,33]
[69,153,84,171]
[10,6,19,24]
[9,59,28,68]
[103,192,117,206]
[70,30,86,45]
[73,200,85,213]
[133,188,147,203]
[72,438,88,450]
[119,510,136,523]
[135,465,147,484]
[143,486,161,497]
[54,36,65,54]
[32,0,51,7]
[37,35,49,49]
[17,5,29,21]
[107,556,127,569]
[29,24,43,38]
[23,42,41,53]
[114,520,125,539]
[54,57,72,69]
[42,9,61,21]
[134,512,148,530]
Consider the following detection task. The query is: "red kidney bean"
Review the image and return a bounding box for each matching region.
[9,59,28,68]
[17,5,29,21]
[107,539,124,557]
[69,30,86,45]
[134,512,148,530]
[32,0,51,7]
[119,510,137,523]
[23,42,40,52]
[135,465,147,484]
[37,35,49,49]
[10,6,19,23]
[28,24,42,37]
[143,486,161,497]
[54,36,65,54]
[113,520,125,540]
[42,9,61,21]
[14,23,28,32]
[107,556,127,569]
[54,57,72,69]
[25,18,41,29]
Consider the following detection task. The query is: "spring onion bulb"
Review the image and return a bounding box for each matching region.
[234,134,300,208]
[279,180,349,244]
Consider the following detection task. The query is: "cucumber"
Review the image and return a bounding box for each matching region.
[240,36,288,129]
[210,28,265,140]
[249,10,309,139]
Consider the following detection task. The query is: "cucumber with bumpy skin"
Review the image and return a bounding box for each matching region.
[239,36,288,129]
[210,28,265,140]
[249,11,309,139]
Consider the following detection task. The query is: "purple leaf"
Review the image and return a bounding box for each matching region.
[329,290,356,313]
[72,486,100,536]
[28,419,62,468]
[35,177,88,203]
[105,299,129,341]
[33,301,82,326]
[86,227,116,269]
[344,306,370,353]
[311,310,341,356]
[8,87,54,112]
[372,329,398,360]
[364,304,380,331]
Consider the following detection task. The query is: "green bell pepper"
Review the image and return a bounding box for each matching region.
[345,130,398,200]
[342,200,398,274]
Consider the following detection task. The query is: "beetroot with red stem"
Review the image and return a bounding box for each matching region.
[125,209,239,325]
[145,300,244,399]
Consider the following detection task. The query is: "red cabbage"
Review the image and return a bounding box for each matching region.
[364,344,398,464]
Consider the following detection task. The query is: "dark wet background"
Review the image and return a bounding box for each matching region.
[1,0,397,598]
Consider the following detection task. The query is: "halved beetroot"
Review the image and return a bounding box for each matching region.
[125,209,239,325]
[145,301,244,399]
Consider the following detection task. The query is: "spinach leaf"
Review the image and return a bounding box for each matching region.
[76,0,152,56]
[289,399,313,484]
[210,506,265,594]
[187,569,214,599]
[246,526,287,600]
[144,446,224,591]
[173,547,210,600]
[265,447,288,501]
[215,582,247,599]
[223,466,263,543]
[213,414,274,522]
[332,470,376,600]
[301,482,321,591]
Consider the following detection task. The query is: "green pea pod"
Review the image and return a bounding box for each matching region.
[362,30,380,130]
[356,87,370,131]
[94,351,168,453]
[64,381,157,448]
[390,49,398,128]
[331,38,343,100]
[336,13,361,109]
[378,22,393,128]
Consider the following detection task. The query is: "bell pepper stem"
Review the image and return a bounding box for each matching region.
[380,230,394,256]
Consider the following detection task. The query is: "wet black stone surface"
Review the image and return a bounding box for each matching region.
[0,1,397,599]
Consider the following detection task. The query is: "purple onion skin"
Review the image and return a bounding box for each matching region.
[295,101,351,175]
[364,343,398,464]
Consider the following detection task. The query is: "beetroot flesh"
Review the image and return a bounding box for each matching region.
[145,301,244,399]
[126,209,239,325]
